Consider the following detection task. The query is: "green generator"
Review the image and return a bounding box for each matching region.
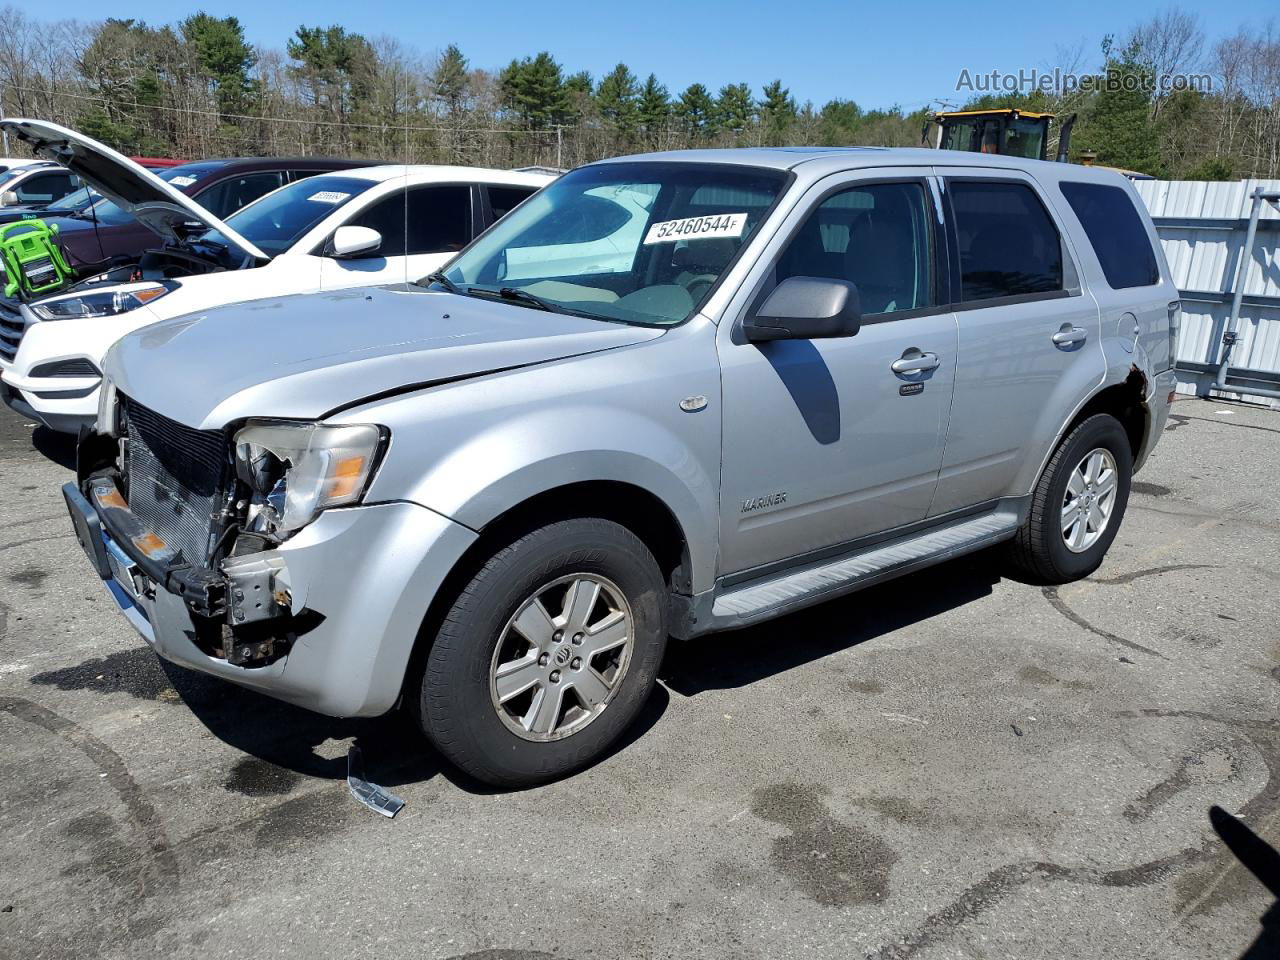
[0,219,73,299]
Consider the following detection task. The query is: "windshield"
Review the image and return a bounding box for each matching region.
[441,162,787,326]
[48,185,96,213]
[87,163,218,226]
[203,174,374,256]
[1004,117,1047,160]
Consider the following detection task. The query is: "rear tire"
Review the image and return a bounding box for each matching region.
[1009,413,1132,583]
[416,518,668,788]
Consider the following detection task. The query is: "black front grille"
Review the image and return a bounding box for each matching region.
[31,357,100,378]
[0,296,23,364]
[122,396,230,566]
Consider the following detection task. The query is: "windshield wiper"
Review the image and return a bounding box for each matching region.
[420,270,460,294]
[466,285,563,313]
[455,283,615,323]
[495,286,556,311]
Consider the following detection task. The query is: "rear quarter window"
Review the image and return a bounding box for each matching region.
[1059,181,1160,289]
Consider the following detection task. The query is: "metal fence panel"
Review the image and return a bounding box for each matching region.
[1133,179,1280,406]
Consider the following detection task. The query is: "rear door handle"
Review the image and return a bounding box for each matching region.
[891,351,940,375]
[1052,325,1088,348]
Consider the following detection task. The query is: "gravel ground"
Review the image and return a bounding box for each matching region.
[1,396,1278,960]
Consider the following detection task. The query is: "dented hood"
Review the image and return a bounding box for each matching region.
[0,118,268,260]
[104,285,664,429]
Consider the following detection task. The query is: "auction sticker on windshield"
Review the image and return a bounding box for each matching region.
[168,176,197,187]
[308,191,351,204]
[643,213,747,245]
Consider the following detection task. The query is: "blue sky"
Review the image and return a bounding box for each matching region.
[51,0,1279,110]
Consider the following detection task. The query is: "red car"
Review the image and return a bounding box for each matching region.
[128,156,185,168]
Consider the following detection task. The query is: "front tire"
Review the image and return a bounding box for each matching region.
[417,518,668,787]
[1009,413,1133,583]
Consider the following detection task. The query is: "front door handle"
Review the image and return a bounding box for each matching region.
[891,351,940,375]
[1052,325,1089,348]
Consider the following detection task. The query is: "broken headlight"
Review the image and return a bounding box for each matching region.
[233,421,384,535]
[32,282,174,320]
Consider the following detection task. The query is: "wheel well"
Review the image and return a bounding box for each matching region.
[400,482,692,708]
[469,482,692,592]
[1065,369,1148,460]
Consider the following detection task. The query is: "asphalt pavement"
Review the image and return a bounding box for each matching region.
[1,397,1278,960]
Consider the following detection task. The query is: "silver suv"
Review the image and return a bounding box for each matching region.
[64,148,1179,786]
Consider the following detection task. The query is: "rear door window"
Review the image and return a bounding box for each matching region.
[486,185,538,222]
[346,184,472,257]
[288,170,338,182]
[196,172,285,219]
[947,180,1064,302]
[14,171,77,203]
[1059,181,1160,289]
[405,185,472,253]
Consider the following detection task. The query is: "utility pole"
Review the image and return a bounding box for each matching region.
[555,125,563,169]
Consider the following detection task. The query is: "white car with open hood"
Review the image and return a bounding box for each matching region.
[0,119,552,432]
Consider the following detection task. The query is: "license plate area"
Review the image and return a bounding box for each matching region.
[104,536,143,602]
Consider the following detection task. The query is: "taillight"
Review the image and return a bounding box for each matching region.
[1167,300,1182,357]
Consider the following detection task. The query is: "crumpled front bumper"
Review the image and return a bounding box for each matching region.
[64,478,478,718]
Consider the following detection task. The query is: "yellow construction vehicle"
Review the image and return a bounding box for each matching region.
[924,108,1076,163]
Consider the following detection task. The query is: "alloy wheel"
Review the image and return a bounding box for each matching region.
[488,574,634,741]
[1061,447,1118,553]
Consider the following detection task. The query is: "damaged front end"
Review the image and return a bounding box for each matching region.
[69,381,384,668]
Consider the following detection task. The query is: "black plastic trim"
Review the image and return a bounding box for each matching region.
[717,496,1027,589]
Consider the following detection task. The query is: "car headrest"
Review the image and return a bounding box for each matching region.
[672,237,737,271]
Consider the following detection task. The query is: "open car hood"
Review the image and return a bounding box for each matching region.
[0,118,269,261]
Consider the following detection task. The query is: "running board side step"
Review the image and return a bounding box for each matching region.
[699,508,1021,633]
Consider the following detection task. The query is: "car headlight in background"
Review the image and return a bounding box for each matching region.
[32,282,173,320]
[234,420,385,535]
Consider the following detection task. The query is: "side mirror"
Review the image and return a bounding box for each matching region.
[329,225,382,259]
[744,276,862,342]
[0,191,18,206]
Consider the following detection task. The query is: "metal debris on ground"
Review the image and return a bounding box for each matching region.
[346,744,405,818]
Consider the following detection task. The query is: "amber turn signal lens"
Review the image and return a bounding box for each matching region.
[325,455,367,501]
[132,286,169,305]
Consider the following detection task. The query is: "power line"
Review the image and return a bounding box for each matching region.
[1,82,563,136]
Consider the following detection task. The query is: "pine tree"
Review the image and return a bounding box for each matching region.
[287,25,377,129]
[498,52,570,129]
[180,13,256,116]
[1075,36,1164,175]
[432,44,470,161]
[596,63,639,134]
[432,44,469,115]
[563,70,594,123]
[760,79,797,145]
[637,73,671,132]
[715,83,755,134]
[677,83,715,137]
